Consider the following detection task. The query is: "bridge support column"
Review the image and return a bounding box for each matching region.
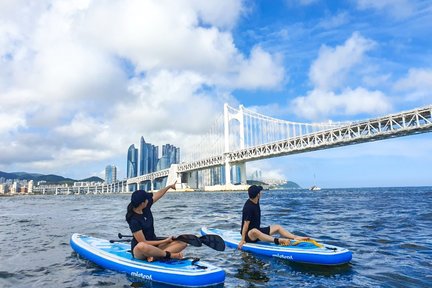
[186,171,199,189]
[224,103,232,185]
[224,160,231,185]
[239,163,247,185]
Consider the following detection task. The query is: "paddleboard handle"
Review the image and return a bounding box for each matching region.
[118,233,133,239]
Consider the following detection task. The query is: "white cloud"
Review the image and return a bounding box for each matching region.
[79,0,252,76]
[292,87,392,120]
[289,32,393,120]
[54,113,112,150]
[309,32,375,91]
[116,71,218,129]
[81,1,230,72]
[318,12,349,29]
[298,0,318,6]
[0,0,285,176]
[0,112,26,134]
[229,46,285,89]
[394,68,432,101]
[362,73,391,88]
[356,0,414,19]
[191,0,244,29]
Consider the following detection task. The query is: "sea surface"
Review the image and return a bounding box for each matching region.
[1,187,431,288]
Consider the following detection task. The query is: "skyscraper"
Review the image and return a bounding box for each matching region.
[139,137,159,175]
[127,144,138,178]
[157,144,180,170]
[105,165,117,184]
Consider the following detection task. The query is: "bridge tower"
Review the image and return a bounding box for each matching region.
[224,104,247,185]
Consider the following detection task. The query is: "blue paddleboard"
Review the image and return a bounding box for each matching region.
[70,233,225,287]
[200,227,352,266]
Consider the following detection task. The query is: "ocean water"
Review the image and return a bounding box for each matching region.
[1,187,431,288]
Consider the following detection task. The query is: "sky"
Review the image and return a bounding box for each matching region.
[1,0,432,188]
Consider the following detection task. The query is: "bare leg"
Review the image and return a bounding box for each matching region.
[133,242,184,261]
[133,242,166,260]
[158,240,187,253]
[248,229,290,246]
[248,228,275,242]
[270,224,309,241]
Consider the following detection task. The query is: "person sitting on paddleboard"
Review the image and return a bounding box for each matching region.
[238,185,310,249]
[126,181,186,261]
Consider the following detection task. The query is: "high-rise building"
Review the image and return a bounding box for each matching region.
[105,165,117,184]
[250,170,262,181]
[127,138,181,190]
[127,144,138,178]
[139,137,159,175]
[157,144,180,170]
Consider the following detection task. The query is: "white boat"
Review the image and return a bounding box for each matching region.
[309,174,321,191]
[309,185,321,191]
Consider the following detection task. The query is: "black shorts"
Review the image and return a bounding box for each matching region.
[246,226,270,243]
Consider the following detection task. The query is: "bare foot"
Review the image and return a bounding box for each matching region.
[170,252,184,259]
[147,256,154,262]
[295,236,310,241]
[278,238,291,246]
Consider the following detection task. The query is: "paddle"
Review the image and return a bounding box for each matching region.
[116,233,225,251]
[199,234,225,252]
[291,239,337,251]
[109,239,130,243]
[292,238,324,248]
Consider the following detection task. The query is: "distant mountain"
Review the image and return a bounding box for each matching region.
[272,181,302,189]
[246,180,268,186]
[0,171,103,184]
[0,171,17,179]
[81,176,105,182]
[36,174,75,183]
[246,179,301,189]
[12,172,44,177]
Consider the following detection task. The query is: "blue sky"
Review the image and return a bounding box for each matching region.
[1,0,431,188]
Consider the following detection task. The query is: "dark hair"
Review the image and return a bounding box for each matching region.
[248,185,263,199]
[126,190,150,223]
[125,202,134,223]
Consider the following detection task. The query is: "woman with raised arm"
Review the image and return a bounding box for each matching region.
[126,181,186,261]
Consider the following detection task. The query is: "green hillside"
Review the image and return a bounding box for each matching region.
[0,171,104,184]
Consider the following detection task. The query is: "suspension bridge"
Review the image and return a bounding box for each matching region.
[126,103,432,191]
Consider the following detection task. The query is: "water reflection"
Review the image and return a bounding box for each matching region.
[235,252,270,284]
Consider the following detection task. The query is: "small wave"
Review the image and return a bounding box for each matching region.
[17,219,32,223]
[371,271,427,287]
[418,212,432,221]
[399,243,430,250]
[0,271,16,279]
[375,238,394,244]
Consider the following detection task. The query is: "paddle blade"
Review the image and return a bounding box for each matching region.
[176,234,203,247]
[292,239,324,248]
[200,235,225,251]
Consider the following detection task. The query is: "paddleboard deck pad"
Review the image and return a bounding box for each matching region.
[200,227,352,265]
[70,233,225,287]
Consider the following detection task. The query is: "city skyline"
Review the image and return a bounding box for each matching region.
[127,136,180,189]
[1,1,431,188]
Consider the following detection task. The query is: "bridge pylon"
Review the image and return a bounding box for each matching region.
[224,103,247,185]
